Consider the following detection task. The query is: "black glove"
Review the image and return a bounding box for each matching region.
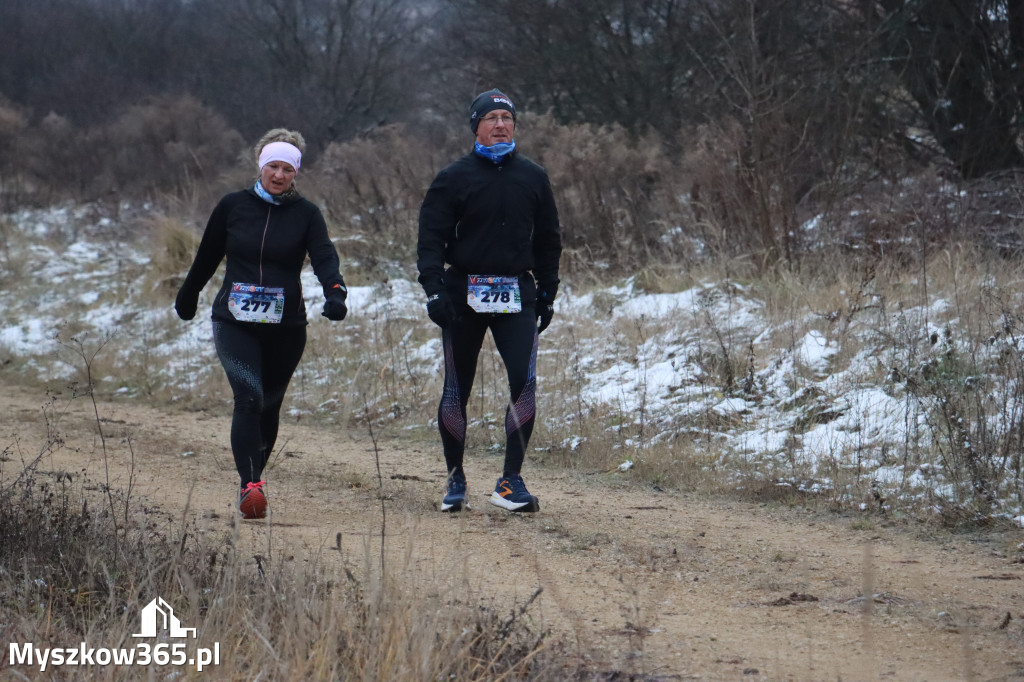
[426,291,459,328]
[174,288,198,321]
[537,301,554,333]
[536,285,557,334]
[321,282,348,321]
[322,296,347,321]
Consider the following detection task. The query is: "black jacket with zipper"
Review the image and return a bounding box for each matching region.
[177,187,345,327]
[416,149,562,304]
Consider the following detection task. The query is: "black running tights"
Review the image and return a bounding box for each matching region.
[438,307,539,478]
[213,321,306,487]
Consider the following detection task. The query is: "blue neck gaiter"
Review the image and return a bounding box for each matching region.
[254,180,281,205]
[474,141,516,164]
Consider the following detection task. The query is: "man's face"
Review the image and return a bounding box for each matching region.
[475,110,515,146]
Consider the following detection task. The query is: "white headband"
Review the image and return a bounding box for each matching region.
[258,141,302,171]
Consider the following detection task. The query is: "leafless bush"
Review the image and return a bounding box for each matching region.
[22,112,98,201]
[19,95,245,205]
[311,123,454,274]
[526,113,695,276]
[887,271,1024,521]
[0,100,29,209]
[688,116,810,269]
[101,95,245,200]
[813,169,964,266]
[800,167,1024,274]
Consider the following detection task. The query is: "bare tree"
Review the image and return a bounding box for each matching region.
[438,0,906,266]
[686,0,903,263]
[441,0,701,135]
[223,0,432,144]
[0,0,193,125]
[868,0,1024,179]
[0,0,436,149]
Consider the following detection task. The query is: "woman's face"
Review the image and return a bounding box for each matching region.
[260,160,297,195]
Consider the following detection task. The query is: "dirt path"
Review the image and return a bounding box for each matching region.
[3,383,1024,681]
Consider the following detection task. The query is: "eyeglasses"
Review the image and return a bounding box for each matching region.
[480,113,514,126]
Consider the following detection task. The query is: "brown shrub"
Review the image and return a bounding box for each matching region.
[0,101,29,208]
[18,96,246,205]
[310,123,455,274]
[309,115,698,280]
[686,116,810,268]
[525,113,695,275]
[820,168,1024,267]
[23,112,99,200]
[101,94,245,199]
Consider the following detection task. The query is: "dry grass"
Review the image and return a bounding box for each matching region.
[0,411,596,681]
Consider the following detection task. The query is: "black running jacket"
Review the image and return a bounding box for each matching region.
[416,150,562,303]
[177,187,345,327]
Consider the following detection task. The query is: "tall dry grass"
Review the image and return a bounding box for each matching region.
[0,391,602,681]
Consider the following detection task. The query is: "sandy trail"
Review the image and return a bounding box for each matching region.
[3,383,1023,681]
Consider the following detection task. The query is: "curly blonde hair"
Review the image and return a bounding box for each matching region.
[253,128,307,166]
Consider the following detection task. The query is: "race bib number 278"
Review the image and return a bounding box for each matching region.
[467,275,522,314]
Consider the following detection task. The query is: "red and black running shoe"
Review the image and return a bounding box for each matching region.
[239,480,268,519]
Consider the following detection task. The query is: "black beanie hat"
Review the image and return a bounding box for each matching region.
[470,89,516,132]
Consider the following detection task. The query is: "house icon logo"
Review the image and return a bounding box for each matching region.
[132,597,197,638]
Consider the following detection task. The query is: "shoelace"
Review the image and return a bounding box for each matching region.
[503,476,527,495]
[242,481,266,495]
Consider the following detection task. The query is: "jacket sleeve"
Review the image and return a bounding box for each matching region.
[305,205,346,297]
[416,168,457,297]
[531,170,562,299]
[178,196,231,299]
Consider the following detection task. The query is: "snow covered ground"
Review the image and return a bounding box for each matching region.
[2,203,1022,524]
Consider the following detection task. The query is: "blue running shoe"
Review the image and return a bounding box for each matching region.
[441,472,468,512]
[489,474,540,513]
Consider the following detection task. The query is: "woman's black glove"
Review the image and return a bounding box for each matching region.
[175,288,198,321]
[322,283,348,321]
[426,291,459,328]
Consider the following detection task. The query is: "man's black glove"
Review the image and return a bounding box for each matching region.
[426,291,459,328]
[174,288,198,321]
[537,301,554,333]
[536,285,557,333]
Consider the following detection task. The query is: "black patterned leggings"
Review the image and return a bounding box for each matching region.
[212,320,306,487]
[438,306,539,479]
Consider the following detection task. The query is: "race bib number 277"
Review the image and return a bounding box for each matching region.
[228,283,285,323]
